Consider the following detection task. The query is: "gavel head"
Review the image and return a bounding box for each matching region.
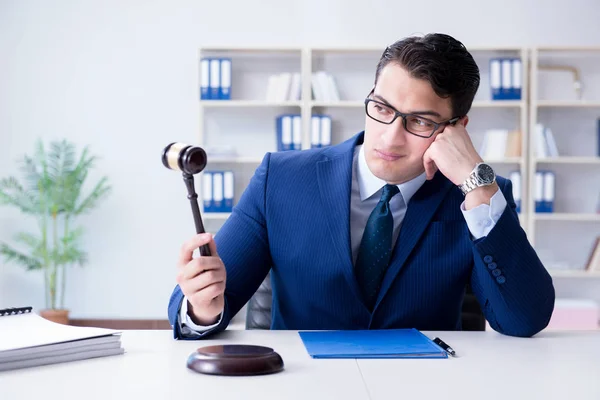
[162,143,208,175]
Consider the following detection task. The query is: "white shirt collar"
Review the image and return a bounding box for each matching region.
[357,144,427,204]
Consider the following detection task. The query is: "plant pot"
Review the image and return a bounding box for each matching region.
[40,309,70,325]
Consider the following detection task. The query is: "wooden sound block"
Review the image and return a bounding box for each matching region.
[187,344,284,376]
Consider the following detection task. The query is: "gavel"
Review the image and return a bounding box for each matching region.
[161,142,285,376]
[161,142,211,257]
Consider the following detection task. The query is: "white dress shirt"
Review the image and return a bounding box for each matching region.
[179,144,508,336]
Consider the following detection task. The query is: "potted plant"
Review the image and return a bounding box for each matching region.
[0,139,111,324]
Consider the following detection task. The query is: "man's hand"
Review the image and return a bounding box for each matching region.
[176,233,226,326]
[422,117,482,185]
[422,118,499,209]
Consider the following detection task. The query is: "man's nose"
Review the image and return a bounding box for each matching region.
[381,117,408,146]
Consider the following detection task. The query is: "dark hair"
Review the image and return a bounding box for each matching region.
[374,33,480,117]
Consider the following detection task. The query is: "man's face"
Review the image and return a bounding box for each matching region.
[363,63,455,185]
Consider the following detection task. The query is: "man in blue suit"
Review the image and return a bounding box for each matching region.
[168,33,555,339]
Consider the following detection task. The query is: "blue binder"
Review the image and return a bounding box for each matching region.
[509,170,521,213]
[511,58,522,100]
[209,59,220,100]
[490,58,522,100]
[200,58,210,100]
[542,171,555,213]
[202,171,213,212]
[298,328,448,359]
[597,118,600,157]
[219,58,231,100]
[535,171,545,213]
[490,58,502,100]
[276,114,294,151]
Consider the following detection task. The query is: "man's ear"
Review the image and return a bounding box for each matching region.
[461,116,469,127]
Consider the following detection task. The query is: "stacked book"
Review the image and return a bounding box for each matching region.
[0,307,124,372]
[478,129,522,159]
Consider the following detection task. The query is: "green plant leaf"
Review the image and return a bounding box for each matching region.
[74,176,112,215]
[0,177,38,214]
[63,148,95,214]
[0,138,110,285]
[0,243,43,270]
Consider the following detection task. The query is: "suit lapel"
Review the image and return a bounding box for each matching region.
[373,172,454,310]
[316,136,363,302]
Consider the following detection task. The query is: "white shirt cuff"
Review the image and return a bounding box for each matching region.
[178,296,222,336]
[460,188,507,240]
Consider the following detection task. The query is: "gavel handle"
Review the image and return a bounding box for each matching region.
[183,173,212,257]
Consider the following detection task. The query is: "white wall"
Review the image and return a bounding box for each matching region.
[1,0,600,319]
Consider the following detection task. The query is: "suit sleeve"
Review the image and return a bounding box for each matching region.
[470,178,555,337]
[167,153,273,339]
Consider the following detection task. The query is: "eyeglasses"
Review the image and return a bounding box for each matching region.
[364,97,461,138]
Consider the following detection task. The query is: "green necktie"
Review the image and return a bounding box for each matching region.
[354,184,400,311]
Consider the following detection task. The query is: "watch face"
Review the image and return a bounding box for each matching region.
[476,163,496,184]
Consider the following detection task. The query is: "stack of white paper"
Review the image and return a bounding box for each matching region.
[0,308,124,372]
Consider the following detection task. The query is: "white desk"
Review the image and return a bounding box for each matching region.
[0,329,599,400]
[358,330,600,400]
[0,330,368,400]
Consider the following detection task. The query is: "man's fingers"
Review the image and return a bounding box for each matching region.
[178,233,214,266]
[182,264,226,289]
[422,151,438,180]
[208,235,218,257]
[188,282,226,305]
[425,162,438,180]
[179,257,223,281]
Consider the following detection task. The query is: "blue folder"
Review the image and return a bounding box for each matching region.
[298,328,447,359]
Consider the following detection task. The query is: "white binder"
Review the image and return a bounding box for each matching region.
[509,170,521,213]
[490,59,501,100]
[311,115,321,148]
[212,172,224,212]
[200,58,210,100]
[292,115,302,150]
[209,59,220,100]
[289,73,302,101]
[219,58,231,100]
[281,115,293,151]
[543,171,555,213]
[320,116,331,147]
[202,172,213,212]
[511,59,522,100]
[501,59,512,99]
[535,171,544,212]
[223,171,234,212]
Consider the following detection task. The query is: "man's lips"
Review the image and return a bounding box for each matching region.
[375,149,404,161]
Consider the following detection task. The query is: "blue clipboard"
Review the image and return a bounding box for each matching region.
[298,328,447,359]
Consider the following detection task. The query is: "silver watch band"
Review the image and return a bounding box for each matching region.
[459,163,496,195]
[459,174,479,195]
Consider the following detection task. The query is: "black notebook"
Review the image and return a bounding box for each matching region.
[0,307,124,372]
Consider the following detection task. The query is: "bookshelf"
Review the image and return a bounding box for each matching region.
[197,46,529,232]
[528,46,600,277]
[196,45,600,280]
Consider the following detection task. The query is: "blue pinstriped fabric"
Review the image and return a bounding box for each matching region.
[355,184,399,310]
[168,132,555,340]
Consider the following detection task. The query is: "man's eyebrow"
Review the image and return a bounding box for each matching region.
[372,94,442,118]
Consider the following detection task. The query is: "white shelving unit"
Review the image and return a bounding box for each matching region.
[197,46,530,229]
[194,44,600,326]
[194,46,600,279]
[456,48,530,236]
[197,47,304,228]
[529,46,600,277]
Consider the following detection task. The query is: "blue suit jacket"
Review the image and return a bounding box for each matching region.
[168,132,555,338]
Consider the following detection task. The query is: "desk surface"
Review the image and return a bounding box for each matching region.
[1,329,599,400]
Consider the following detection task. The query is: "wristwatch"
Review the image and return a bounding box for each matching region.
[458,162,496,195]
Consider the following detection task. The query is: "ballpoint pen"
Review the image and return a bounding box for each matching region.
[433,337,457,357]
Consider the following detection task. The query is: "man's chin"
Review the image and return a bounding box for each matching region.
[372,163,423,185]
[372,168,407,184]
